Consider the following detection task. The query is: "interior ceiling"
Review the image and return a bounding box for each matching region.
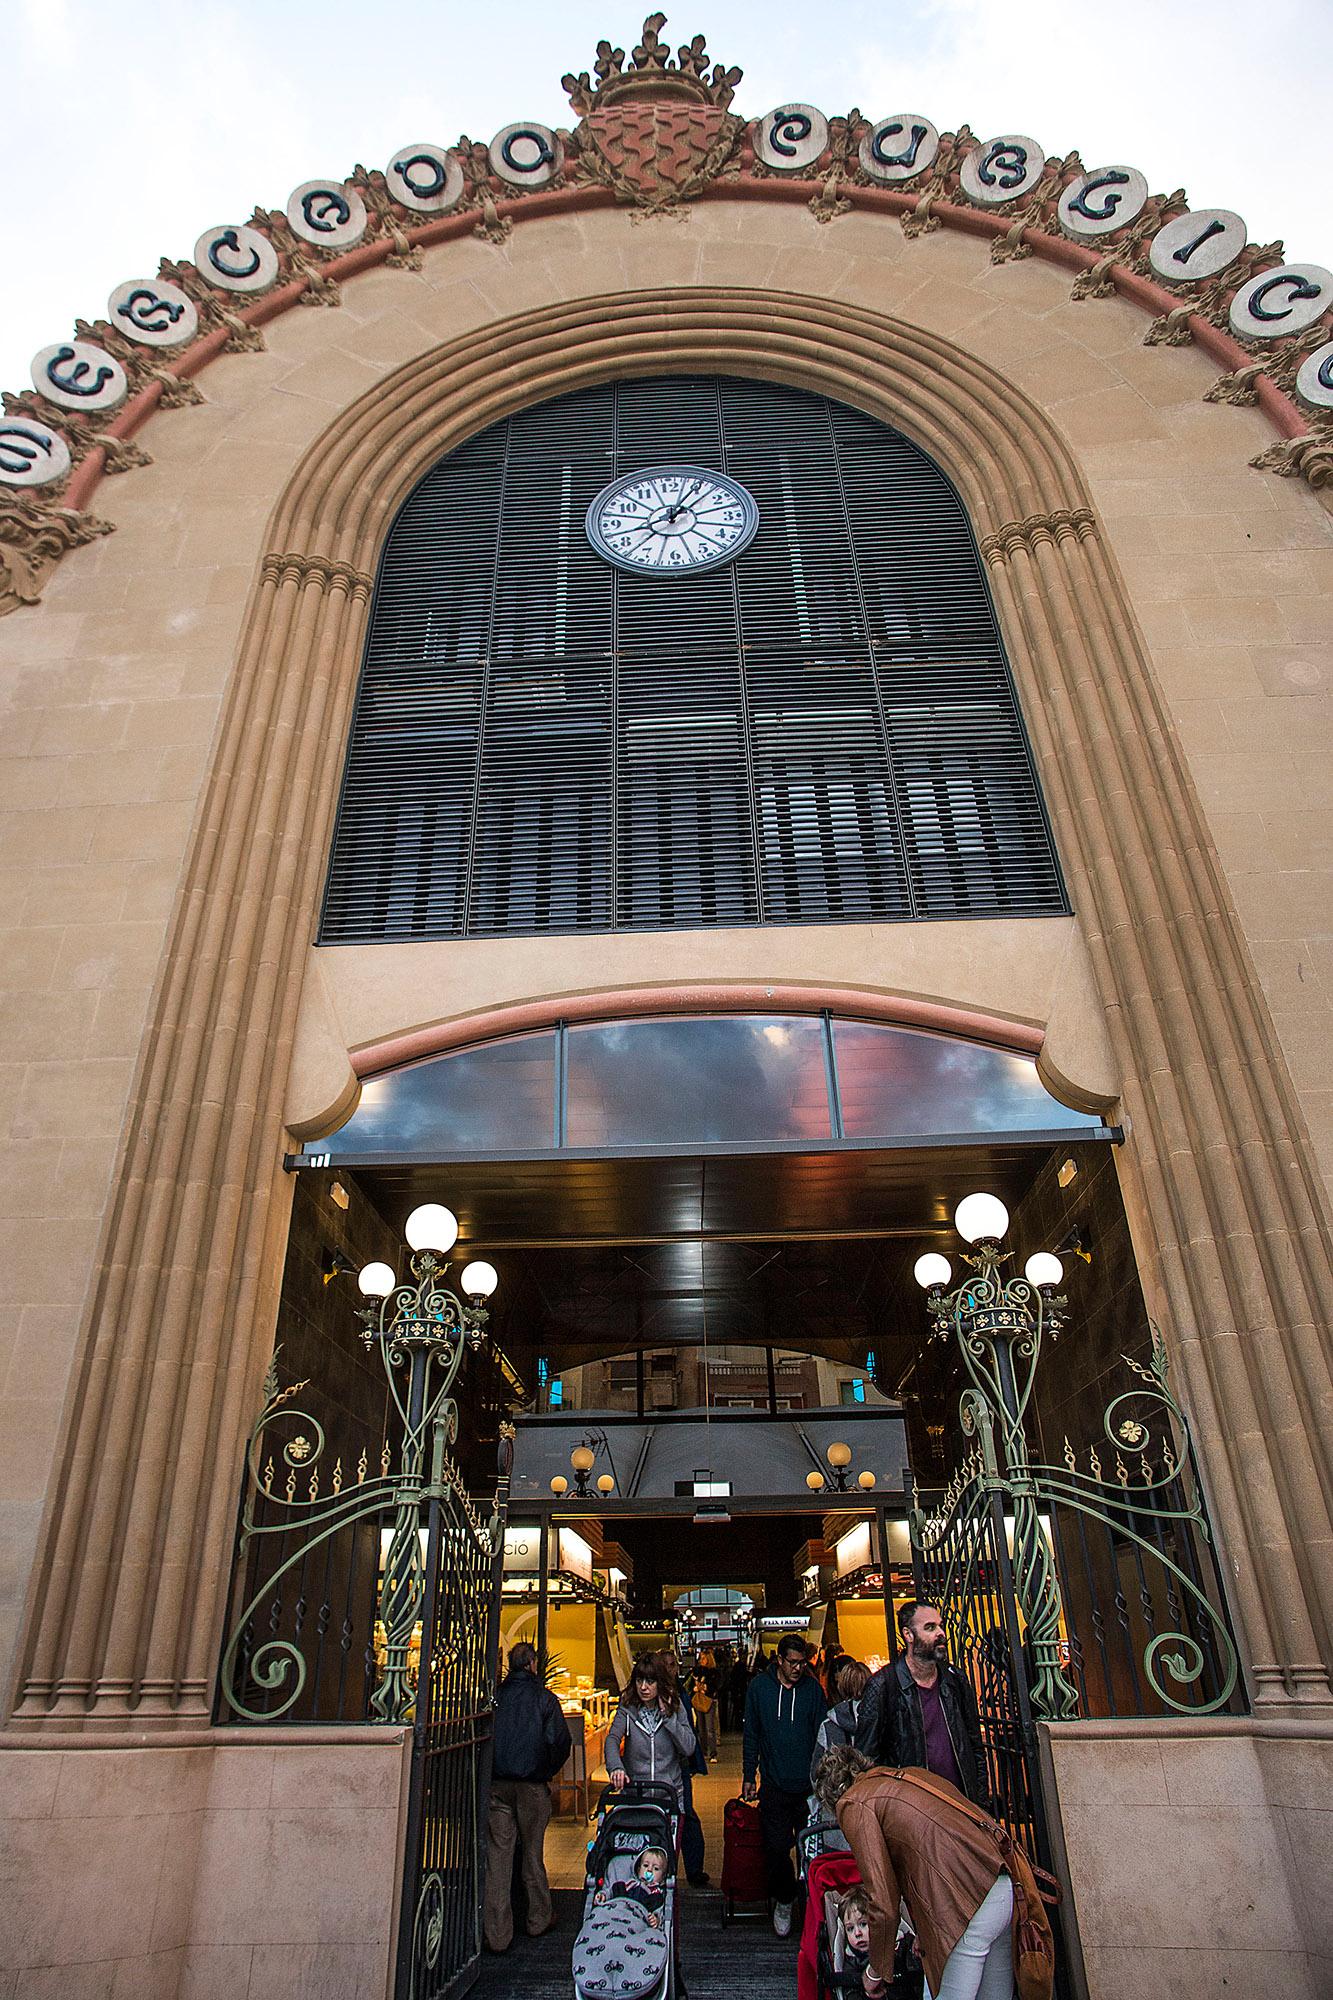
[353,1137,1095,1374]
[355,1138,1076,1248]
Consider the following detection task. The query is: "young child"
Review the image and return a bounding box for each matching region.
[838,1886,874,1986]
[598,1845,669,1927]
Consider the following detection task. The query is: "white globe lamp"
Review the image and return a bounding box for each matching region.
[1024,1252,1065,1290]
[955,1192,1010,1245]
[914,1252,953,1291]
[460,1260,498,1300]
[358,1261,396,1298]
[405,1203,459,1254]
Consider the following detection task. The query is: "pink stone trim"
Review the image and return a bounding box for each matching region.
[60,176,1307,516]
[351,983,1045,1079]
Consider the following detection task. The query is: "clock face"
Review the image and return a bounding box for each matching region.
[586,465,760,575]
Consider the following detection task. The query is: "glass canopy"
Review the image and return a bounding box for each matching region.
[302,1014,1100,1161]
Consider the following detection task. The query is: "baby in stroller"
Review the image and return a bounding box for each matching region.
[596,1846,670,1926]
[573,1783,681,2000]
[827,1887,873,1992]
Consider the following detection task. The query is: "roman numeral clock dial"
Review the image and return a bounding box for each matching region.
[586,465,760,575]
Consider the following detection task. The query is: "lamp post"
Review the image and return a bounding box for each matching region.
[914,1192,1079,1721]
[357,1204,499,1722]
[553,1441,616,1498]
[805,1440,879,1494]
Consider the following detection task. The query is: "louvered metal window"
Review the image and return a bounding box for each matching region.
[320,377,1067,943]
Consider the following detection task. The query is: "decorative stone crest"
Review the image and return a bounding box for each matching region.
[0,492,112,616]
[562,13,745,213]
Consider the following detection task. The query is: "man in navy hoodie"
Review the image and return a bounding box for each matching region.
[741,1633,827,1936]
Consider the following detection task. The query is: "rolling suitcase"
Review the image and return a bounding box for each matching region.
[720,1795,768,1924]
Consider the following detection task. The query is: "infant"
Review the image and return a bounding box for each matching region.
[597,1846,669,1928]
[838,1886,875,1991]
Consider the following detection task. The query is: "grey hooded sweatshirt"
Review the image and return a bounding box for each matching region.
[603,1697,697,1803]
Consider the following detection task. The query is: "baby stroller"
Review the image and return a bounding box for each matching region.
[573,1782,681,2000]
[798,1845,925,2000]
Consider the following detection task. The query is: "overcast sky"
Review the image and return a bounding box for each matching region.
[3,0,1327,396]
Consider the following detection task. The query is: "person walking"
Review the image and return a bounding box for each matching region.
[655,1649,710,1885]
[810,1658,870,1785]
[605,1652,697,1806]
[742,1632,827,1936]
[726,1649,750,1734]
[483,1640,572,1953]
[693,1647,721,1761]
[855,1602,991,1809]
[813,1744,1054,2000]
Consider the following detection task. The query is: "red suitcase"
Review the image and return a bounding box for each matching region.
[720,1795,768,1923]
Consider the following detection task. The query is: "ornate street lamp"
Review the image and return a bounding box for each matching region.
[357,1204,499,1722]
[806,1440,879,1494]
[914,1191,1079,1721]
[551,1441,615,1498]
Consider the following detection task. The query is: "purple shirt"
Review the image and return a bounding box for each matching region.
[917,1676,963,1790]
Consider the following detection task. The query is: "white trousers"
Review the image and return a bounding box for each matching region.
[925,1872,1015,2000]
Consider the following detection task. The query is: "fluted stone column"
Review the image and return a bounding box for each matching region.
[14,553,372,1724]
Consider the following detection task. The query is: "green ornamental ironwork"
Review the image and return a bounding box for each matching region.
[219,1226,502,1725]
[913,1203,1238,1721]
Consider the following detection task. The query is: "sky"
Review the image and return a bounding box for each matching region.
[2,0,1328,397]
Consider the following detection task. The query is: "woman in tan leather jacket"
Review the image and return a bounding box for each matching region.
[812,1746,1053,2000]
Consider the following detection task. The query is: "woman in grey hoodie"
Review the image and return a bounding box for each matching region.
[605,1653,697,1807]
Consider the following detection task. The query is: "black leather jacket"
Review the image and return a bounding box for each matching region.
[491,1667,572,1784]
[852,1657,990,1807]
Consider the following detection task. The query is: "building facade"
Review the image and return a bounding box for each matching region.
[1,17,1331,1998]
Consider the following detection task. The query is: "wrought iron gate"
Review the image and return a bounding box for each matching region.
[395,1432,511,2000]
[910,1477,1048,1864]
[218,1231,515,2000]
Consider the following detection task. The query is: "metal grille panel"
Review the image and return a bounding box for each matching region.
[321,377,1067,942]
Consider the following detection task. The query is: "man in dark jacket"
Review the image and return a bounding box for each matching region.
[742,1633,827,1936]
[853,1602,991,1808]
[483,1641,572,1952]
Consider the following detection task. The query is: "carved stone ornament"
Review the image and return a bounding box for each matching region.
[979,508,1098,563]
[562,13,746,212]
[0,492,113,616]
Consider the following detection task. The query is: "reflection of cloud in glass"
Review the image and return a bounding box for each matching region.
[319,1033,557,1155]
[566,1016,829,1146]
[833,1020,1099,1137]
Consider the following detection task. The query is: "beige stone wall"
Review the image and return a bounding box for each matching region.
[0,196,1329,1711]
[286,916,1117,1136]
[0,1731,410,1997]
[1044,1719,1333,2000]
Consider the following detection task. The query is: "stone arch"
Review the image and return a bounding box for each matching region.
[12,283,1333,1730]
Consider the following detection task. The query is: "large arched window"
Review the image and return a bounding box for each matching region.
[320,376,1066,943]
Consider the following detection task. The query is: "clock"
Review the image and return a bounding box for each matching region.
[586,464,759,575]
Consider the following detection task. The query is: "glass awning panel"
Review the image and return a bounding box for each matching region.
[302,1013,1101,1163]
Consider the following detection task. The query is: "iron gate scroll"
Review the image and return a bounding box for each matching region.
[910,1329,1242,1734]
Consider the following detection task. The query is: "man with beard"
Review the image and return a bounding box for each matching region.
[854,1602,992,1809]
